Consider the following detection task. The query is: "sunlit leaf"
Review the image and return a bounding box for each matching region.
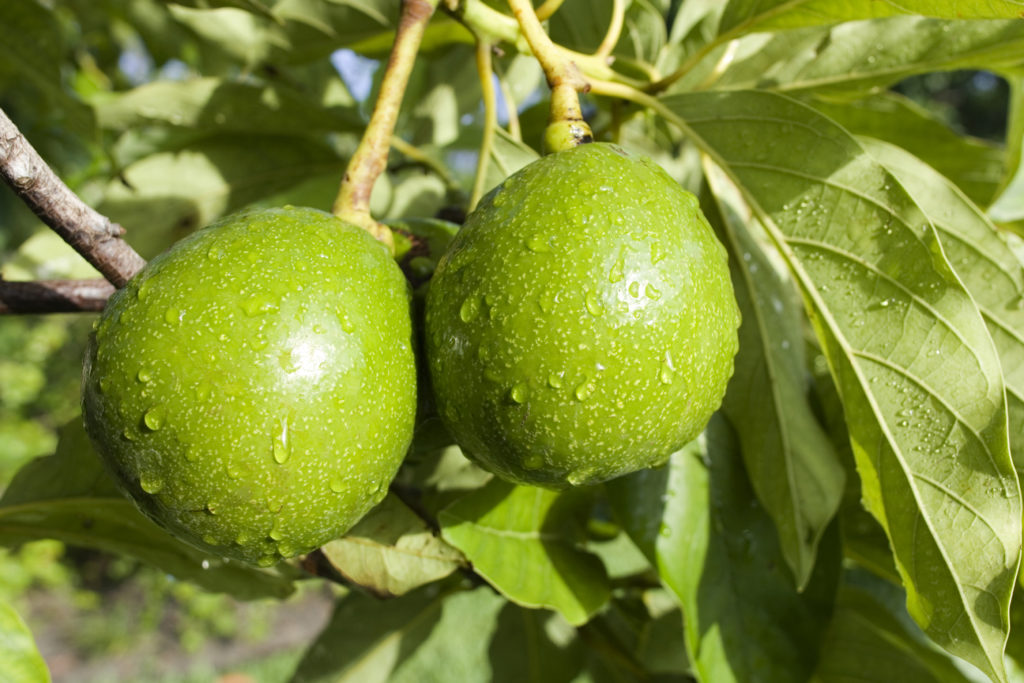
[705,170,844,590]
[320,495,464,597]
[0,421,295,600]
[809,93,1006,208]
[719,0,1024,37]
[607,415,839,683]
[439,479,610,626]
[0,601,50,683]
[661,89,1021,681]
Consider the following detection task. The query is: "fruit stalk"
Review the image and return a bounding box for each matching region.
[469,39,499,210]
[505,0,593,152]
[333,0,440,250]
[0,107,146,288]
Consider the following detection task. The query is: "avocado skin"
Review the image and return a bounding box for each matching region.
[82,206,417,565]
[425,143,740,488]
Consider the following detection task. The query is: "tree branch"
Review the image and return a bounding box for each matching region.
[0,278,114,314]
[0,107,146,288]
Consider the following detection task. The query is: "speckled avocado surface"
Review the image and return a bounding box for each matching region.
[82,207,416,566]
[424,143,740,488]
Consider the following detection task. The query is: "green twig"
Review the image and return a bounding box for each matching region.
[594,0,625,60]
[494,62,522,141]
[534,0,566,21]
[470,40,499,210]
[333,0,440,251]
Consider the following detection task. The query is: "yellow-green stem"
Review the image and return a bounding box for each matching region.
[535,0,566,20]
[333,0,439,251]
[594,0,625,60]
[506,0,592,152]
[470,40,499,210]
[494,63,522,140]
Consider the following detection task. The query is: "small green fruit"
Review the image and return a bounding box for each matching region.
[425,143,740,488]
[82,207,416,565]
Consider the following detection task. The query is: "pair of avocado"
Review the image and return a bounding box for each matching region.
[81,143,740,566]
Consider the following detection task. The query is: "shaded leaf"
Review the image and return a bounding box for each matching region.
[0,421,295,600]
[861,138,1024,477]
[291,585,505,683]
[705,168,844,590]
[483,128,541,197]
[0,600,50,683]
[439,479,610,626]
[489,603,588,683]
[810,93,1006,208]
[320,495,465,597]
[662,89,1020,681]
[719,0,1024,37]
[814,580,977,683]
[607,415,840,683]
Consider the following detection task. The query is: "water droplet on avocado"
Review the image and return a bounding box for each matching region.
[339,314,356,333]
[609,254,625,283]
[329,477,344,493]
[269,520,285,541]
[575,379,597,401]
[547,373,563,389]
[143,405,166,431]
[137,279,153,301]
[460,296,481,322]
[645,284,662,300]
[206,246,224,261]
[98,377,111,394]
[257,556,277,567]
[137,368,152,383]
[650,242,667,264]
[567,469,594,486]
[122,428,138,441]
[510,383,529,404]
[164,307,182,325]
[659,364,675,385]
[140,475,164,493]
[202,534,219,547]
[523,453,544,470]
[235,531,252,545]
[242,296,280,317]
[526,234,550,253]
[585,291,603,316]
[272,417,290,464]
[628,281,641,298]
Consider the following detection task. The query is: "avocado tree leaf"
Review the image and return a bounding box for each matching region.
[718,0,1024,37]
[93,77,362,135]
[990,75,1024,223]
[659,89,1021,682]
[484,128,541,197]
[291,585,506,683]
[0,600,50,683]
[814,580,978,683]
[438,479,610,626]
[704,171,845,590]
[861,138,1024,477]
[320,494,465,598]
[808,93,1006,209]
[97,134,343,257]
[678,18,1024,97]
[606,415,840,683]
[0,421,295,601]
[488,603,589,683]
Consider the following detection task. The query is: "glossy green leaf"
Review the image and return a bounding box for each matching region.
[0,421,295,600]
[489,603,588,683]
[719,0,1024,37]
[484,128,541,197]
[94,77,361,134]
[814,582,976,683]
[680,18,1024,96]
[809,93,1006,208]
[97,134,342,257]
[705,170,844,590]
[607,415,839,683]
[439,479,610,625]
[291,585,505,683]
[862,138,1024,477]
[662,89,1020,681]
[320,495,465,597]
[0,601,50,683]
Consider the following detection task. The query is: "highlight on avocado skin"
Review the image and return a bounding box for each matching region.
[425,143,741,488]
[82,207,418,567]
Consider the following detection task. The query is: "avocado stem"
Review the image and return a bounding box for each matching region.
[469,40,499,211]
[505,0,593,153]
[534,0,566,21]
[333,0,441,252]
[594,0,625,60]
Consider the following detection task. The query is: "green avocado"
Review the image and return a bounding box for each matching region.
[82,207,417,566]
[424,143,740,488]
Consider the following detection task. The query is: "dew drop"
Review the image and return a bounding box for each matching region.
[628,281,641,298]
[257,556,277,567]
[140,475,164,494]
[510,382,529,404]
[575,379,597,401]
[460,296,481,322]
[269,520,285,541]
[650,242,667,265]
[137,279,153,301]
[526,234,550,253]
[547,373,563,389]
[242,296,280,317]
[659,525,672,538]
[143,405,166,431]
[273,416,290,464]
[523,453,544,470]
[235,531,253,546]
[659,364,674,385]
[339,314,356,333]
[645,284,662,300]
[137,368,152,383]
[329,477,345,493]
[609,254,625,283]
[164,307,182,325]
[585,291,603,316]
[98,377,111,394]
[567,469,594,486]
